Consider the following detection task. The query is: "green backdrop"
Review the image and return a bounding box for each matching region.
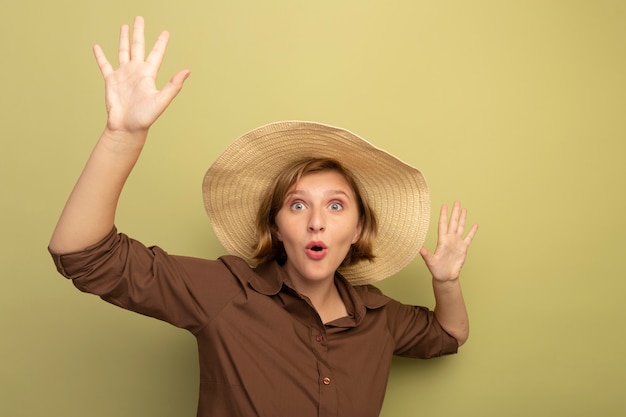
[1,1,625,416]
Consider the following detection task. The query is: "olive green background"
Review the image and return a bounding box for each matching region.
[2,1,625,416]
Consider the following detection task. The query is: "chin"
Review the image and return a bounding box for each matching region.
[290,261,337,283]
[301,268,335,282]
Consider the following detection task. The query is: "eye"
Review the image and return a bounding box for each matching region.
[290,201,306,211]
[329,202,343,211]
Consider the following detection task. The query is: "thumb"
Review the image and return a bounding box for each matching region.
[159,69,191,105]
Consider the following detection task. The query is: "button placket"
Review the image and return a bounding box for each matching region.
[311,325,327,351]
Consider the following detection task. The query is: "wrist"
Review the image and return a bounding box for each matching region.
[100,127,148,155]
[432,277,461,292]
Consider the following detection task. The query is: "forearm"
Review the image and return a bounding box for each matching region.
[49,17,189,254]
[49,128,147,254]
[433,278,469,346]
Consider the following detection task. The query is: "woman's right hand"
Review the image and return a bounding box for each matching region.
[94,16,190,138]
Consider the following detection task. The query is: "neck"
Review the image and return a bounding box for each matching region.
[287,274,347,324]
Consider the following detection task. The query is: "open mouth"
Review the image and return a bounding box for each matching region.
[306,242,327,260]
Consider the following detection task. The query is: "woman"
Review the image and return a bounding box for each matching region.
[49,17,478,417]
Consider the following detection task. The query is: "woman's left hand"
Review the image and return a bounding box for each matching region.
[419,201,478,282]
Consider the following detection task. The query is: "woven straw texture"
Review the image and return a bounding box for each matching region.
[203,121,429,285]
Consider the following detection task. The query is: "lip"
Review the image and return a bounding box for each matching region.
[305,241,327,260]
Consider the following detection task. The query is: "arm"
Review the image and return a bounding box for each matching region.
[419,201,478,346]
[49,16,190,254]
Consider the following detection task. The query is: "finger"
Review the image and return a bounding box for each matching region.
[93,45,113,77]
[118,23,130,64]
[419,246,432,262]
[464,223,479,245]
[131,16,145,61]
[146,30,171,72]
[457,207,468,235]
[438,204,449,235]
[448,201,461,233]
[157,69,191,107]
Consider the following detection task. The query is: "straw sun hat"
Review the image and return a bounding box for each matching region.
[202,121,430,285]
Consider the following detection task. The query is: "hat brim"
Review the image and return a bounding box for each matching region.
[203,121,430,285]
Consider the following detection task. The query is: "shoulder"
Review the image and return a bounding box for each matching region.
[217,255,256,279]
[171,254,255,285]
[351,284,391,309]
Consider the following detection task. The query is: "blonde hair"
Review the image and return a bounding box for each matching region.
[253,158,377,267]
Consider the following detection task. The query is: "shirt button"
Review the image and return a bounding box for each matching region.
[323,377,331,385]
[315,335,323,342]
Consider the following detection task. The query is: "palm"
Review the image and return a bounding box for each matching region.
[420,202,478,282]
[103,62,162,132]
[93,17,189,134]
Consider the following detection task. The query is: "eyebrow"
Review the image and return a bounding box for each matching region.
[285,189,353,200]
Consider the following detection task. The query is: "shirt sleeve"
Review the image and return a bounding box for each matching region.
[355,285,458,359]
[384,297,459,359]
[48,227,242,334]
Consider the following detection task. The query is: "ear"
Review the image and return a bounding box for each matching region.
[351,221,363,244]
[273,226,283,242]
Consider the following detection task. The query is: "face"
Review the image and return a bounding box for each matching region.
[274,171,363,285]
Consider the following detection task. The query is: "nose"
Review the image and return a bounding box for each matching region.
[308,207,325,233]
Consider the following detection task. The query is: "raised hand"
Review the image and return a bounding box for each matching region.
[419,201,478,282]
[49,17,190,254]
[93,16,190,135]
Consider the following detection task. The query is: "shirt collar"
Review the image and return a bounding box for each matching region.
[244,258,391,326]
[247,259,285,295]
